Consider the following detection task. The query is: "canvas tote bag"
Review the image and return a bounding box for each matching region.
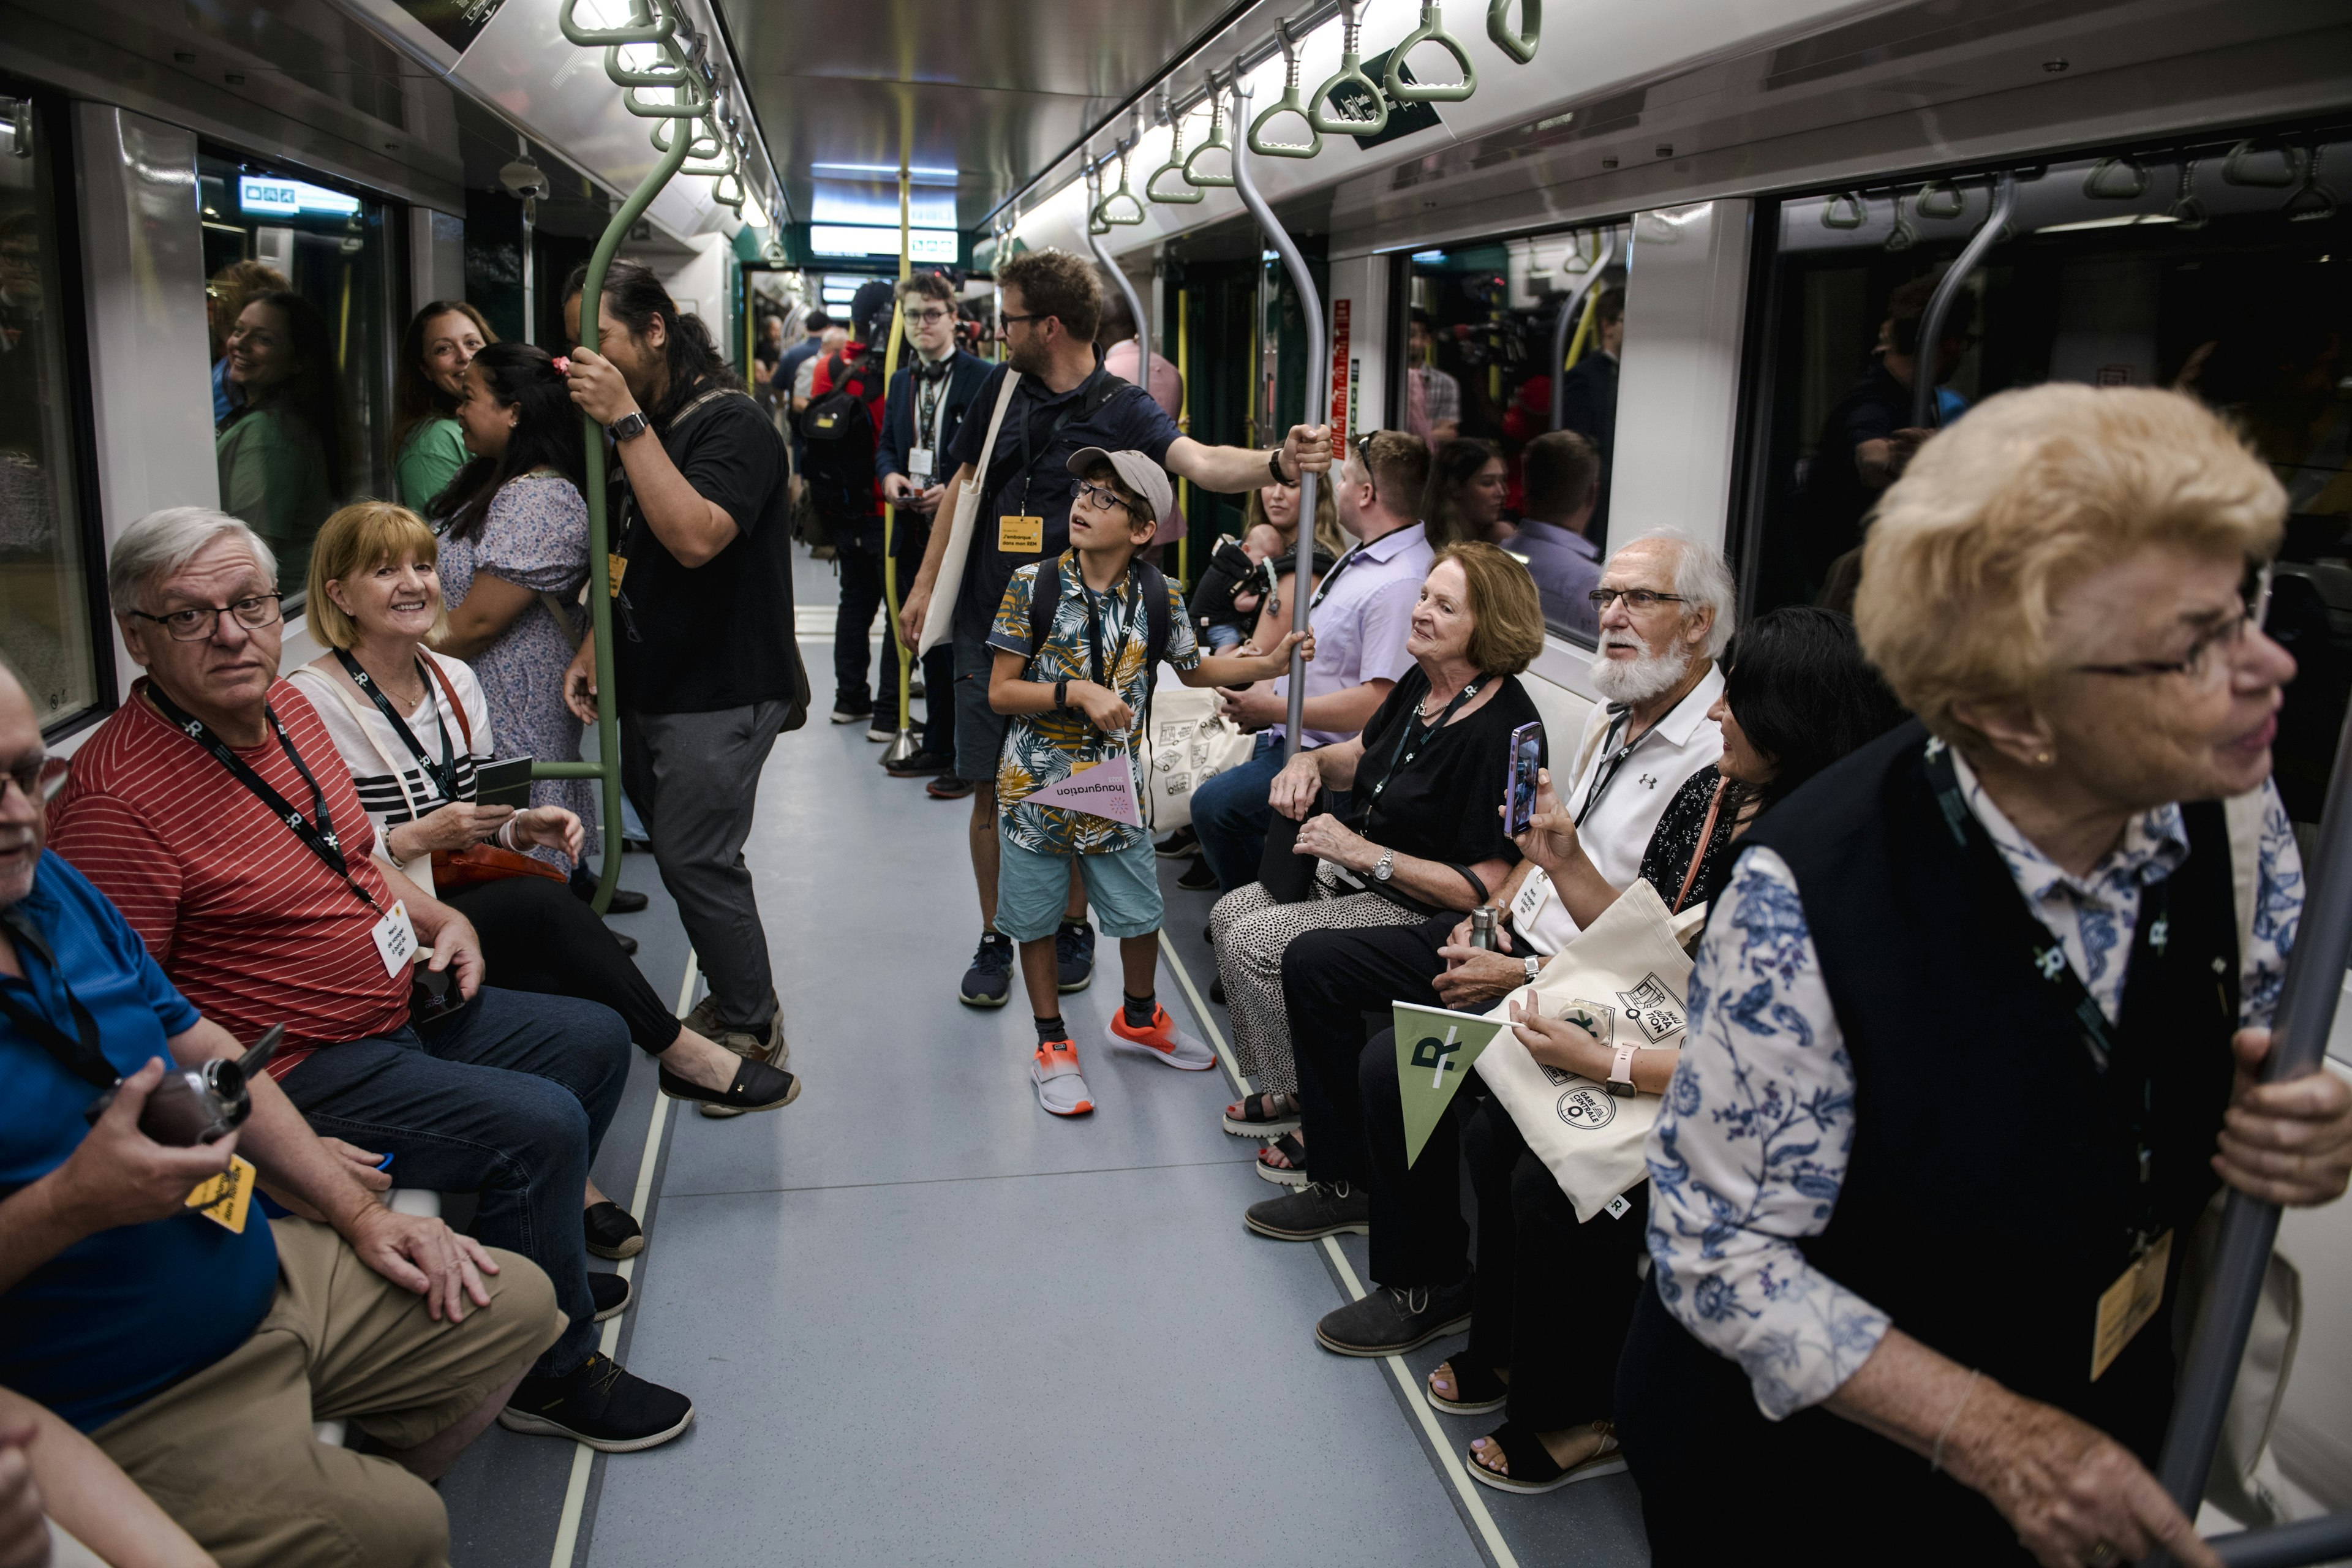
[917,371,1021,657]
[1137,679,1257,832]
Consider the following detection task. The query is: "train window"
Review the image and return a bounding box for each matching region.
[1744,126,2352,824]
[198,151,394,603]
[1403,224,1627,643]
[0,88,101,732]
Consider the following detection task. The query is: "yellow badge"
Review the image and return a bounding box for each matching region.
[606,552,628,598]
[185,1155,257,1235]
[998,514,1044,553]
[2090,1229,2172,1381]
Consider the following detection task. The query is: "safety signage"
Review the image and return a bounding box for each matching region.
[1329,300,1351,457]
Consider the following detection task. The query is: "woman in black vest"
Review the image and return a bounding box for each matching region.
[1618,385,2352,1566]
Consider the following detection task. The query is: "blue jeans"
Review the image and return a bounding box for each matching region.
[1192,734,1284,892]
[277,987,632,1378]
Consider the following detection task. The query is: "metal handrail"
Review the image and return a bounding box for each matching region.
[1082,158,1152,395]
[1231,66,1329,761]
[1548,228,1616,432]
[1909,172,2013,431]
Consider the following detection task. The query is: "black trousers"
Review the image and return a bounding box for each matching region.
[1281,912,1455,1189]
[831,523,886,704]
[1461,1099,1648,1431]
[919,640,955,759]
[445,875,683,1056]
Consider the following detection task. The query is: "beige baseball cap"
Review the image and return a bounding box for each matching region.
[1066,447,1172,528]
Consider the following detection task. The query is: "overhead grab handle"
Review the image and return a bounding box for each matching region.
[1147,88,1205,202]
[1883,190,1918,252]
[1309,0,1389,138]
[1248,18,1323,159]
[2083,154,2149,200]
[2285,145,2337,224]
[1098,143,1147,225]
[1084,162,1112,236]
[1183,69,1236,187]
[560,0,672,46]
[1387,2,1476,104]
[1487,0,1540,64]
[2167,157,2208,230]
[2223,138,2306,189]
[1820,190,1865,230]
[1915,179,1966,220]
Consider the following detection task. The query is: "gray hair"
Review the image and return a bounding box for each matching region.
[108,508,277,614]
[1613,528,1737,658]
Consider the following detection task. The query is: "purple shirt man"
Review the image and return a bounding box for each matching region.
[1269,521,1432,746]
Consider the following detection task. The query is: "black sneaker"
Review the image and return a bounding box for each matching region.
[886,747,953,778]
[1155,826,1200,859]
[1054,920,1095,993]
[960,932,1013,1008]
[1245,1179,1371,1242]
[584,1200,644,1260]
[927,774,976,800]
[658,1055,801,1118]
[1315,1278,1474,1358]
[865,717,897,744]
[498,1353,694,1452]
[605,889,649,914]
[610,930,639,957]
[1176,858,1221,892]
[830,694,873,725]
[588,1271,631,1322]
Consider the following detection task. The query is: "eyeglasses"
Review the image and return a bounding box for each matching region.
[905,307,951,325]
[1001,312,1050,328]
[2074,571,2271,689]
[1074,481,1138,519]
[1,755,43,804]
[1589,587,1688,613]
[129,594,284,642]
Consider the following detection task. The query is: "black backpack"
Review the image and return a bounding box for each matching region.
[798,348,885,522]
[1027,551,1172,720]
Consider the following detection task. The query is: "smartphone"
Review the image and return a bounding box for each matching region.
[472,755,534,809]
[1503,720,1544,836]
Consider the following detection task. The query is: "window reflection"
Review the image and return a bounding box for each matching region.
[0,87,99,730]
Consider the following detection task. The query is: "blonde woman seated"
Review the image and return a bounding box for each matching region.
[1212,542,1542,1152]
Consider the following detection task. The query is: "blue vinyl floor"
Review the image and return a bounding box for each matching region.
[434,544,1651,1567]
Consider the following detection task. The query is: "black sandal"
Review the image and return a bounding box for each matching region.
[1466,1420,1627,1495]
[658,1057,801,1117]
[582,1200,644,1261]
[1427,1360,1508,1415]
[1254,1130,1308,1187]
[1222,1091,1301,1139]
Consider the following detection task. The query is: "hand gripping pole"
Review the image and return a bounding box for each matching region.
[1231,66,1329,763]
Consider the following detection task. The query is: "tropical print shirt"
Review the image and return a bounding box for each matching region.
[989,552,1197,854]
[1646,737,2303,1420]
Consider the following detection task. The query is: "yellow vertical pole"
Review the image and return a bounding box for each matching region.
[1175,285,1191,589]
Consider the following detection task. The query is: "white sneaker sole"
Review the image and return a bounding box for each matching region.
[1253,1156,1308,1187]
[1031,1067,1095,1117]
[1223,1114,1300,1139]
[497,1405,696,1453]
[1466,1448,1628,1494]
[1103,1019,1216,1071]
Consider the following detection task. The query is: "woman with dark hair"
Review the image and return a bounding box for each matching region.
[391,299,496,511]
[429,342,600,877]
[1424,437,1510,547]
[214,288,348,592]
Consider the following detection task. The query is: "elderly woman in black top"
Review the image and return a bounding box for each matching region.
[1212,542,1545,1148]
[1622,385,2352,1567]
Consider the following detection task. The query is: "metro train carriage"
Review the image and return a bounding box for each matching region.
[2,0,2351,1563]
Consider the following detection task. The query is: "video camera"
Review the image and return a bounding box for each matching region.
[81,1025,282,1147]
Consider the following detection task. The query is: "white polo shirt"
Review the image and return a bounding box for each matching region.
[1512,663,1725,956]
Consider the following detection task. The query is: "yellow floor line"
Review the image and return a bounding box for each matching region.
[546,950,699,1568]
[1157,936,1520,1568]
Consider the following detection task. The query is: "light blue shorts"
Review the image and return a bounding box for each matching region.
[995,829,1165,943]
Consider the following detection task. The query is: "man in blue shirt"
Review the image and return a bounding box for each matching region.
[897,247,1333,1008]
[0,660,560,1567]
[1511,429,1606,639]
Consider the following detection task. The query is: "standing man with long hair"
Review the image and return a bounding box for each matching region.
[558,261,808,1076]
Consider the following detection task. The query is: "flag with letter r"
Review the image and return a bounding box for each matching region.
[1393,1002,1507,1167]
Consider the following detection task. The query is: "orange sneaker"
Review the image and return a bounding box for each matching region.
[1030,1039,1095,1116]
[1105,1004,1216,1071]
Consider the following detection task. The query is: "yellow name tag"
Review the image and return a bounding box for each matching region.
[186,1155,257,1235]
[2090,1229,2172,1381]
[998,514,1044,553]
[606,552,628,598]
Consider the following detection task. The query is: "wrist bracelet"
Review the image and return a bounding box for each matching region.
[1268,447,1287,485]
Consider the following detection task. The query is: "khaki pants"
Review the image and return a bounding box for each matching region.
[94,1218,562,1568]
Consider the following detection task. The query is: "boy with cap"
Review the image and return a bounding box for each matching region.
[988,449,1310,1115]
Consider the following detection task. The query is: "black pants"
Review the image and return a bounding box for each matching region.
[831,524,886,705]
[1282,912,1455,1189]
[1461,1099,1648,1431]
[919,639,955,760]
[445,875,683,1055]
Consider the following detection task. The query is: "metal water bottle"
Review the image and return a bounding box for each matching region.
[1470,906,1498,951]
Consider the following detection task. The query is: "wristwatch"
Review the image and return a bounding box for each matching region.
[608,410,650,443]
[1522,956,1541,987]
[1268,447,1289,485]
[1371,848,1395,883]
[1607,1044,1640,1098]
[1054,679,1069,710]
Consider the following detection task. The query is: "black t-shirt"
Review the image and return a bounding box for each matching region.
[614,387,799,714]
[1351,668,1540,881]
[944,361,1182,642]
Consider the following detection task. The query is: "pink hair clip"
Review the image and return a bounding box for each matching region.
[550,355,571,374]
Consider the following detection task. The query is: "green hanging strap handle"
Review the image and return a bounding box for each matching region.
[1308,0,1389,138]
[1387,2,1476,104]
[1098,141,1147,225]
[559,0,672,45]
[1147,88,1206,203]
[1487,0,1540,64]
[1085,162,1112,236]
[1183,69,1236,187]
[1248,17,1322,159]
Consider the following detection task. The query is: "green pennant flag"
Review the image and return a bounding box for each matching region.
[1393,1002,1509,1167]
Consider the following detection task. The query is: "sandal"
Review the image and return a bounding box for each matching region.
[1254,1131,1308,1188]
[1222,1091,1302,1139]
[1427,1360,1508,1415]
[1466,1420,1627,1495]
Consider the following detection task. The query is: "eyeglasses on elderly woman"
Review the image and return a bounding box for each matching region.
[2070,562,2273,688]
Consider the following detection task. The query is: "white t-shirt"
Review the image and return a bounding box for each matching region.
[1514,662,1725,956]
[287,650,495,843]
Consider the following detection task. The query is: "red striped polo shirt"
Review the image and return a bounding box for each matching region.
[47,679,412,1079]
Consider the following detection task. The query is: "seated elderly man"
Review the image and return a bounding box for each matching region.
[1243,531,1732,1283]
[0,656,560,1568]
[44,508,692,1458]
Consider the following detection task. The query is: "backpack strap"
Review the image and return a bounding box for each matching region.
[1134,557,1171,674]
[1026,553,1068,663]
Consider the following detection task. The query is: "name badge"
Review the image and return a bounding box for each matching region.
[1512,868,1553,929]
[186,1155,257,1234]
[372,899,419,979]
[998,514,1044,552]
[2091,1229,2173,1381]
[908,447,934,483]
[606,552,628,598]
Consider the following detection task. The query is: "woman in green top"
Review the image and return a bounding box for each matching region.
[214,289,348,597]
[390,298,496,512]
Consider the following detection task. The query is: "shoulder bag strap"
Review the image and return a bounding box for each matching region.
[419,655,476,756]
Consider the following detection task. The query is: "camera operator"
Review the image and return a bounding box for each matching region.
[0,657,561,1568]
